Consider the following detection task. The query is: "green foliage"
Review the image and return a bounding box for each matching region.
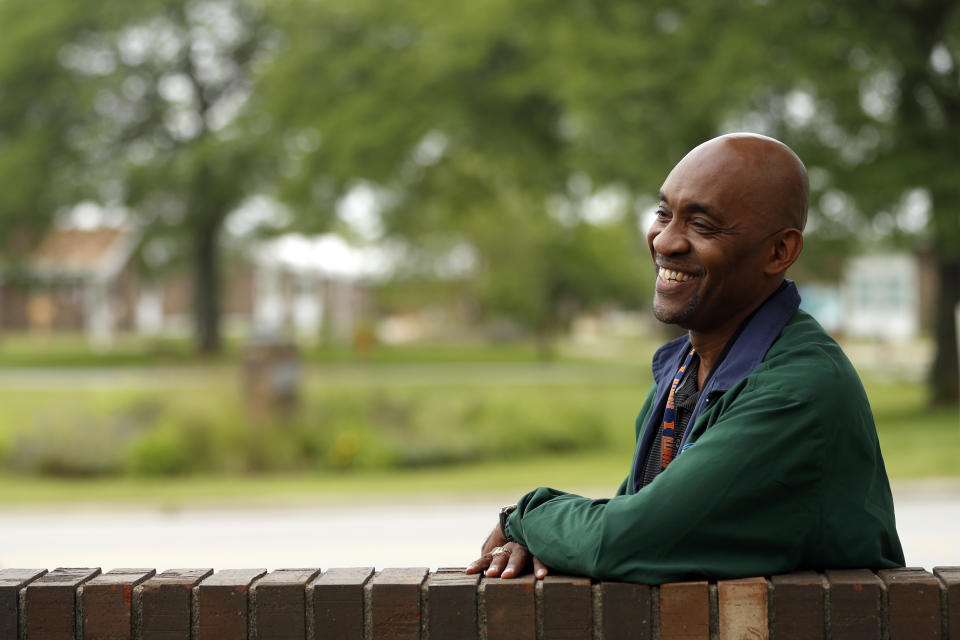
[2,0,957,397]
[262,0,959,397]
[124,419,200,476]
[261,0,656,344]
[0,357,952,481]
[0,0,283,352]
[8,413,129,476]
[0,0,96,239]
[0,365,641,477]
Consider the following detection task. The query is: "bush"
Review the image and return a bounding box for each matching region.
[6,401,161,476]
[0,367,643,477]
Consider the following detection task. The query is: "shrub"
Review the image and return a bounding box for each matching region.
[0,370,642,477]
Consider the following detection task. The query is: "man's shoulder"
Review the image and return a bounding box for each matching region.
[700,310,874,443]
[757,309,865,396]
[768,309,846,361]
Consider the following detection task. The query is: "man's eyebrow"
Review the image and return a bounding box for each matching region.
[686,201,719,218]
[659,191,721,219]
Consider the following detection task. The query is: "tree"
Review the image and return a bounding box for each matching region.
[1,0,282,353]
[677,0,960,405]
[92,0,283,353]
[802,0,960,406]
[243,0,960,397]
[437,0,960,403]
[0,0,101,245]
[260,0,655,352]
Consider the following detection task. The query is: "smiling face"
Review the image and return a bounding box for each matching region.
[647,134,807,337]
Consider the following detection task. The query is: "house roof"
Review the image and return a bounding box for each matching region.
[29,226,139,280]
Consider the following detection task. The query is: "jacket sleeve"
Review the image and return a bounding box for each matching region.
[503,379,828,584]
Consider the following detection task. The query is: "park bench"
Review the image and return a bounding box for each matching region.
[1,566,957,639]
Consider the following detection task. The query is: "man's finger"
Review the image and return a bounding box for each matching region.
[465,553,492,575]
[485,547,511,577]
[532,556,549,579]
[500,544,530,579]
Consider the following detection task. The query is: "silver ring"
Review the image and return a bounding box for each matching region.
[489,546,511,557]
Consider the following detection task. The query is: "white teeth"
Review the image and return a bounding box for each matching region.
[659,268,694,282]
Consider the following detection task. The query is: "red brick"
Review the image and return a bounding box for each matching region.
[197,568,266,640]
[879,568,942,640]
[934,567,960,640]
[825,569,883,640]
[425,569,479,640]
[311,567,374,640]
[140,568,213,640]
[82,568,156,640]
[370,567,428,640]
[770,571,824,640]
[541,575,592,640]
[253,568,321,640]
[482,574,535,640]
[659,581,710,640]
[25,567,101,640]
[599,581,651,640]
[0,569,46,640]
[717,577,768,640]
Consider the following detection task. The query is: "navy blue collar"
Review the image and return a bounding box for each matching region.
[651,280,801,393]
[631,280,801,492]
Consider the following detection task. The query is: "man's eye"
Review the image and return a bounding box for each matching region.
[690,219,717,232]
[655,209,671,220]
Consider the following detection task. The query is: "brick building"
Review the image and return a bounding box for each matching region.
[0,226,373,346]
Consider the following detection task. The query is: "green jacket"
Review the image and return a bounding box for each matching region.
[503,282,904,584]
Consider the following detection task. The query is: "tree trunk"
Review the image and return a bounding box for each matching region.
[193,219,222,354]
[929,255,959,406]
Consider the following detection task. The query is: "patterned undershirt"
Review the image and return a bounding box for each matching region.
[638,354,702,489]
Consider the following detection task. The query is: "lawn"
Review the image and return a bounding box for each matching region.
[0,450,633,506]
[868,379,959,478]
[0,334,954,505]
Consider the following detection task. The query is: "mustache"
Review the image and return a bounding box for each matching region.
[654,256,702,274]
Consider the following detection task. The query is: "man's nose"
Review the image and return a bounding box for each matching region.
[651,220,690,255]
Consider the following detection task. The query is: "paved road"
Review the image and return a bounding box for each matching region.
[2,483,957,572]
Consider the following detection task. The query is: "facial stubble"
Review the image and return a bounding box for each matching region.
[652,286,703,328]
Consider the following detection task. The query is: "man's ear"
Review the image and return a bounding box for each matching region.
[764,228,803,276]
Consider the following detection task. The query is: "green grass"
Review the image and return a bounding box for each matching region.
[0,360,650,477]
[868,378,960,478]
[0,449,632,507]
[0,349,954,504]
[0,333,210,367]
[0,332,592,368]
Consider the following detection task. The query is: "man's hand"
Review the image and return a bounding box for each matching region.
[465,522,549,579]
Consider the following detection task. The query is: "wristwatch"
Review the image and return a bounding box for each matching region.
[499,503,518,534]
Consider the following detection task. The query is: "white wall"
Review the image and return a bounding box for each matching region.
[843,254,918,339]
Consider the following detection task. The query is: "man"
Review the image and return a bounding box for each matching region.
[466,133,905,584]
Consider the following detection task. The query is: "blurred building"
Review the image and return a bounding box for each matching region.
[799,252,936,340]
[0,226,377,346]
[0,225,141,344]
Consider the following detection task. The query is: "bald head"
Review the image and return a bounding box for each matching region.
[674,133,809,231]
[649,133,808,337]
